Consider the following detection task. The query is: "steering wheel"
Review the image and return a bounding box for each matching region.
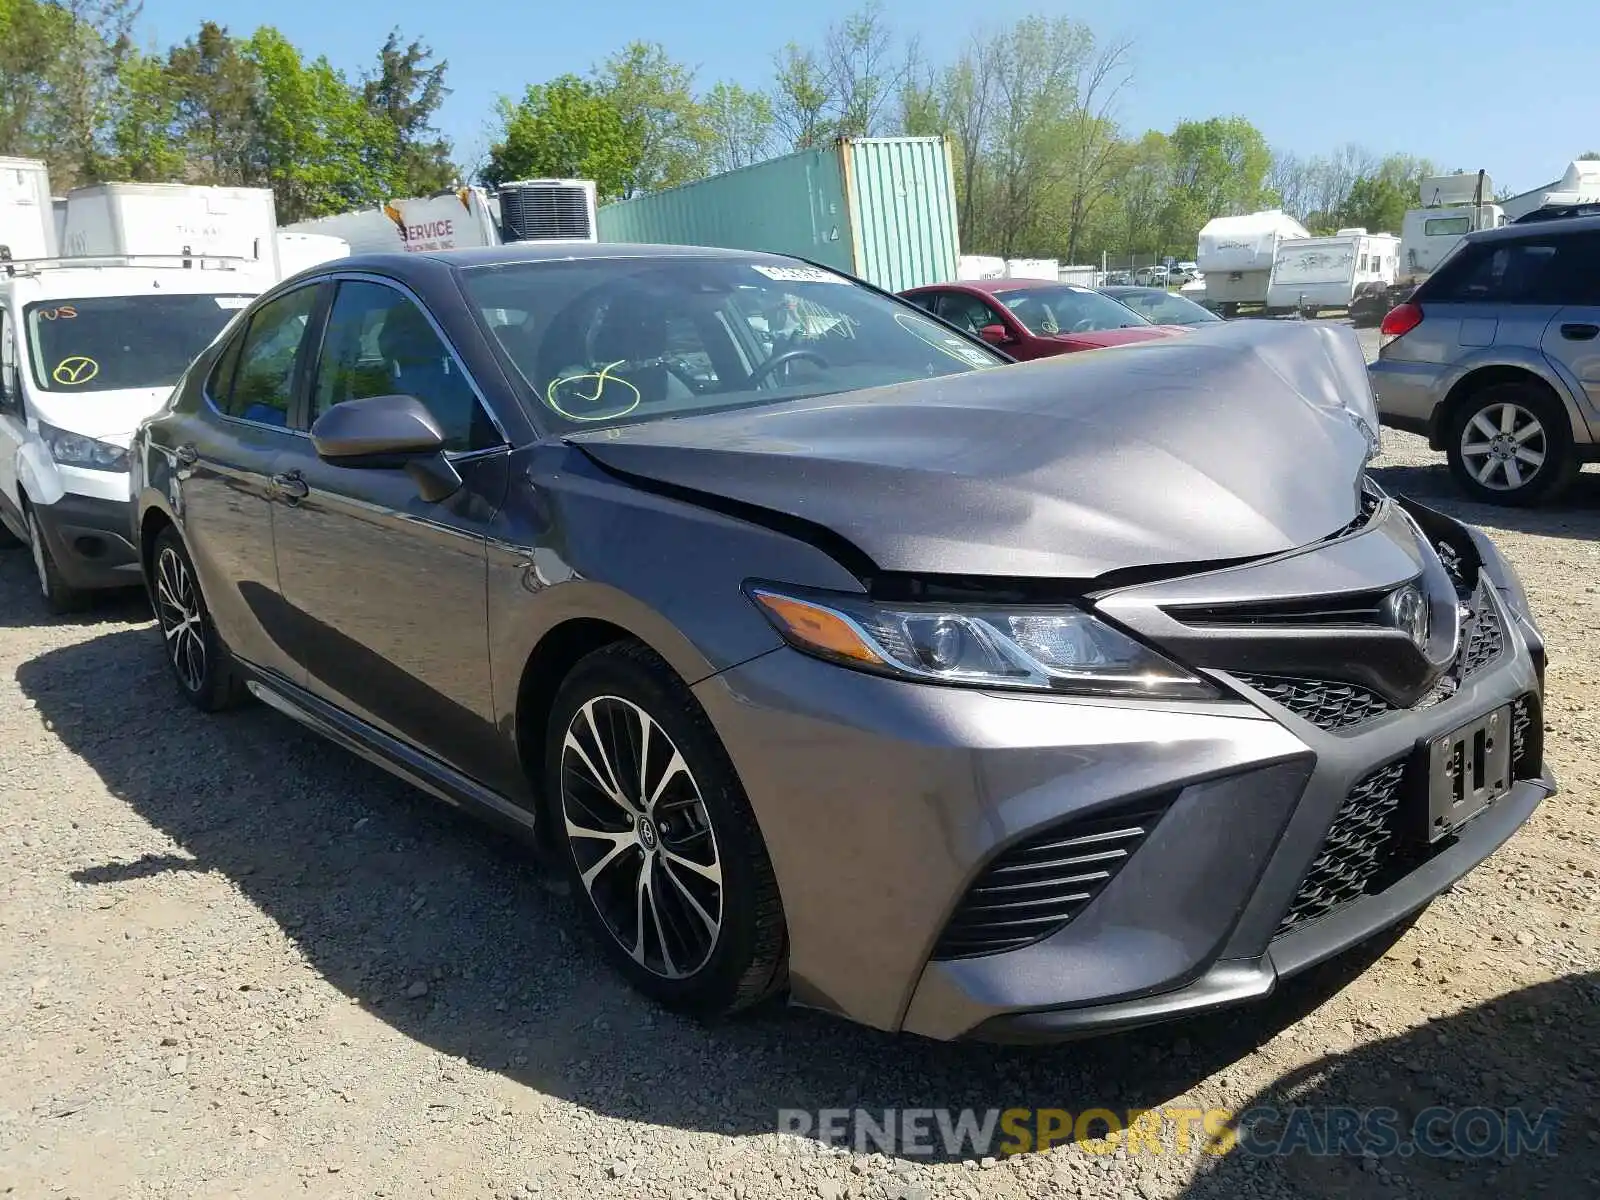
[1072,318,1098,333]
[749,347,829,386]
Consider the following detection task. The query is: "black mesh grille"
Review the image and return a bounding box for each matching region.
[1511,692,1541,779]
[1275,760,1408,937]
[498,183,593,241]
[1236,675,1392,731]
[1457,598,1504,678]
[932,799,1170,960]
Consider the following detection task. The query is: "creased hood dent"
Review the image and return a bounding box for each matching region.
[570,322,1378,581]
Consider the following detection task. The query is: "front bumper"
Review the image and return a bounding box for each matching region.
[31,489,141,591]
[692,508,1550,1041]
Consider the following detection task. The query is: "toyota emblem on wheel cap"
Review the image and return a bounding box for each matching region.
[1383,584,1430,650]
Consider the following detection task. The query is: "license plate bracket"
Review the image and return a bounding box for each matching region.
[1422,706,1511,842]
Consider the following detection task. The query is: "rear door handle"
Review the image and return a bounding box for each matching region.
[1560,323,1599,341]
[271,470,309,502]
[173,443,197,466]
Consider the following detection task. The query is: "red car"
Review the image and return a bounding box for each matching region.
[900,278,1189,359]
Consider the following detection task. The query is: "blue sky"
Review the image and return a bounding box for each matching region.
[140,0,1597,196]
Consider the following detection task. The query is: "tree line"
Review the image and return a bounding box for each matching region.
[0,0,1491,256]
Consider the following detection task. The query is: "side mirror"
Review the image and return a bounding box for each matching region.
[309,393,461,502]
[978,323,1012,346]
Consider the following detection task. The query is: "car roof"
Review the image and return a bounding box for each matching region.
[921,278,1070,296]
[1466,213,1600,243]
[345,242,803,273]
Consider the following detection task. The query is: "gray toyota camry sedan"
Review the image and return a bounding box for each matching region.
[130,244,1553,1042]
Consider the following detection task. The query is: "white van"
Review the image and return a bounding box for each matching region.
[0,255,261,610]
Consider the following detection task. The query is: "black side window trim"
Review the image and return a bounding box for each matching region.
[307,272,511,455]
[201,282,327,437]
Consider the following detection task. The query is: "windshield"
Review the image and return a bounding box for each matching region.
[993,285,1151,335]
[460,257,1005,430]
[1103,288,1220,326]
[26,293,253,393]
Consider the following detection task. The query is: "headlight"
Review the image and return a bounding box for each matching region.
[747,584,1218,699]
[37,422,129,472]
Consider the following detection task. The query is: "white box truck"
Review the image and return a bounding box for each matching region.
[61,183,278,282]
[1196,209,1311,316]
[283,186,501,254]
[1266,228,1401,317]
[0,157,57,261]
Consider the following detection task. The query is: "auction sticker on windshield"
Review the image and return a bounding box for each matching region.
[751,265,847,284]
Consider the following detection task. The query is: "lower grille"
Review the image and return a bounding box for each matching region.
[932,799,1170,960]
[1274,761,1407,937]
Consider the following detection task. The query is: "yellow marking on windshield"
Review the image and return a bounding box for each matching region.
[545,360,642,423]
[52,356,99,386]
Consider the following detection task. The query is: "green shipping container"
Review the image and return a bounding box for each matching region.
[597,137,960,293]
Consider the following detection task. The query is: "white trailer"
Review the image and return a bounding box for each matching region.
[957,254,1006,280]
[61,183,278,282]
[1196,209,1310,315]
[283,187,501,255]
[0,157,57,260]
[1266,228,1400,315]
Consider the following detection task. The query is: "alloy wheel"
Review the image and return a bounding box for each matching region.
[155,545,207,693]
[559,695,723,979]
[1459,402,1546,492]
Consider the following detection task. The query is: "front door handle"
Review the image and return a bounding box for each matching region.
[1560,323,1599,341]
[271,470,309,502]
[173,443,198,466]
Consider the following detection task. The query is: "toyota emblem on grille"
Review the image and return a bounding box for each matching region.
[1383,584,1430,650]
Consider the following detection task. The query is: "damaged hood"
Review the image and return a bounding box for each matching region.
[569,321,1381,581]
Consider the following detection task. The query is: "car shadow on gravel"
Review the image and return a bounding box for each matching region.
[1180,972,1600,1199]
[1372,467,1600,542]
[15,619,1461,1163]
[0,556,148,628]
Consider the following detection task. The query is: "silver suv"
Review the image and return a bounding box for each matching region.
[1368,215,1600,505]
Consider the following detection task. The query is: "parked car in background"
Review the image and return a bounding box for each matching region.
[901,278,1188,359]
[1368,214,1600,505]
[1100,285,1223,327]
[1104,270,1133,285]
[1133,264,1170,287]
[130,244,1551,1041]
[0,256,261,611]
[1171,261,1201,284]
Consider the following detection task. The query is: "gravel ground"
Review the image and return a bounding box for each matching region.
[3,324,1597,1199]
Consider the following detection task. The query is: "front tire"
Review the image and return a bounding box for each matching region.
[26,508,86,615]
[1445,382,1577,506]
[543,641,787,1017]
[151,525,246,711]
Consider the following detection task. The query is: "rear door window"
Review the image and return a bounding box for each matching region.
[1425,238,1571,305]
[217,286,320,427]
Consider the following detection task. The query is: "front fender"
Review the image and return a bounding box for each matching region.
[15,440,63,506]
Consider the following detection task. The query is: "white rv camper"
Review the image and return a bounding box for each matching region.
[1397,171,1502,284]
[1266,228,1401,316]
[60,183,278,281]
[0,157,56,261]
[1196,210,1311,315]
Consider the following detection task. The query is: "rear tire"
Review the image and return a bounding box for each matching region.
[26,508,87,615]
[151,525,247,711]
[543,640,787,1017]
[1445,381,1578,507]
